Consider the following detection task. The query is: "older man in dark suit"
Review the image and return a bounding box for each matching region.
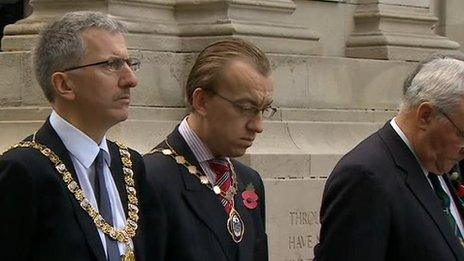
[0,11,166,261]
[314,54,464,261]
[144,38,274,261]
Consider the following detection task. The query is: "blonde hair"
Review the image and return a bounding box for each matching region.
[185,38,270,110]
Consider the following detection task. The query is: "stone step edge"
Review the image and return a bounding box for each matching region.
[0,106,396,123]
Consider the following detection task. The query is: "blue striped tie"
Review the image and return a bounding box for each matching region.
[94,149,121,260]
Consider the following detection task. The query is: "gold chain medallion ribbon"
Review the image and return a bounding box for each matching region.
[3,140,139,260]
[149,141,245,243]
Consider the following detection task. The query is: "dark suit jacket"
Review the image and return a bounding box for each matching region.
[143,127,268,261]
[314,122,464,261]
[0,120,166,261]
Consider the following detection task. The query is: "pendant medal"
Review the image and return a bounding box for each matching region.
[155,142,245,244]
[227,208,244,243]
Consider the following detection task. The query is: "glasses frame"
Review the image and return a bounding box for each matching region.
[62,57,141,72]
[437,108,464,139]
[208,89,277,119]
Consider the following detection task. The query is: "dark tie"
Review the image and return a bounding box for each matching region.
[208,158,233,213]
[94,149,121,261]
[428,173,464,244]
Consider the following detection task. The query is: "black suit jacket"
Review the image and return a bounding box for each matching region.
[314,122,464,261]
[143,127,268,261]
[0,120,166,261]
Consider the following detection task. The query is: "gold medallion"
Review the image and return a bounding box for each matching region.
[175,155,186,164]
[227,208,245,243]
[162,149,172,155]
[188,165,197,174]
[200,176,209,184]
[213,185,221,194]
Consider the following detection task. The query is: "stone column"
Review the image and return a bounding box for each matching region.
[1,0,176,52]
[345,0,460,61]
[434,0,464,52]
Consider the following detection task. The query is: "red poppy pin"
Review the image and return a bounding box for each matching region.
[242,183,258,209]
[449,171,464,198]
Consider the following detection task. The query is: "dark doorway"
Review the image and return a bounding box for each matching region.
[0,0,25,50]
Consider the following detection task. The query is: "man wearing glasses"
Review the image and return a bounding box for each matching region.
[144,38,274,260]
[314,54,464,261]
[0,11,166,260]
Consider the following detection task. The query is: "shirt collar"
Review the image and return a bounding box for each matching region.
[390,117,428,177]
[178,116,217,163]
[49,110,111,168]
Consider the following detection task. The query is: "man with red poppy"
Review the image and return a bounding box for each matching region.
[143,38,274,261]
[314,54,464,261]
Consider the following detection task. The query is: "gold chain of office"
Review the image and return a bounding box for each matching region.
[2,140,140,248]
[149,141,239,202]
[148,141,246,243]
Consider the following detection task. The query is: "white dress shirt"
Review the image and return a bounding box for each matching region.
[178,116,232,185]
[390,118,464,234]
[50,111,127,255]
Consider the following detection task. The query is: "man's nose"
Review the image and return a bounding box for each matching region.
[246,113,264,134]
[119,63,138,88]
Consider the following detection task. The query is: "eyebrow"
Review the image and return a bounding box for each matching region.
[264,100,274,107]
[234,98,274,108]
[233,98,258,105]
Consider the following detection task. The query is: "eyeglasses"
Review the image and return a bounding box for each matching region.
[437,108,464,139]
[209,89,277,119]
[62,57,141,72]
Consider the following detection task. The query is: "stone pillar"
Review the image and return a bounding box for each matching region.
[435,0,464,51]
[345,0,460,61]
[3,0,320,55]
[174,0,321,55]
[1,0,176,52]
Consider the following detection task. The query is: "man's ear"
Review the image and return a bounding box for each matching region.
[416,101,435,129]
[51,72,75,101]
[191,88,209,116]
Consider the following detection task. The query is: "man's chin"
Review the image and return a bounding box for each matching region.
[433,163,456,175]
[107,113,128,128]
[231,149,246,158]
[228,148,248,158]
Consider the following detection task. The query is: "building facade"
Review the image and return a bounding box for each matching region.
[1,0,463,260]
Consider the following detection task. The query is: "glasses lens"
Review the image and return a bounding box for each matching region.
[106,59,125,71]
[262,107,276,119]
[106,58,141,72]
[129,58,141,72]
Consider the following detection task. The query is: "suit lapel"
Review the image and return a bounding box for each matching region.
[233,166,255,261]
[108,141,128,214]
[379,122,464,259]
[34,120,107,261]
[165,129,238,261]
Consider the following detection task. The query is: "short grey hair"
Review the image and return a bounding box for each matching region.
[401,53,464,115]
[32,11,127,102]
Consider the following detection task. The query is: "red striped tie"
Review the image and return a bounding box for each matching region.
[208,159,232,213]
